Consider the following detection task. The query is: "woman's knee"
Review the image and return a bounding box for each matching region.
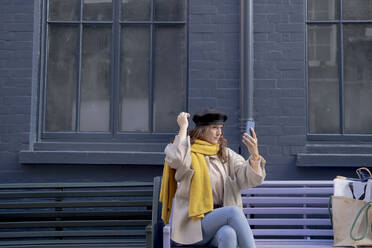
[217,225,237,247]
[225,206,245,219]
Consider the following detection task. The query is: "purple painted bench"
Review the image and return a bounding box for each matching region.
[162,180,336,248]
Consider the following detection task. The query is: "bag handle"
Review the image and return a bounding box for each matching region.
[350,200,372,241]
[356,167,372,181]
[328,196,333,228]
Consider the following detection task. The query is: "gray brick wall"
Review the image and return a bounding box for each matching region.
[253,0,308,179]
[0,0,33,180]
[0,0,359,182]
[188,0,241,152]
[0,0,163,183]
[252,0,357,179]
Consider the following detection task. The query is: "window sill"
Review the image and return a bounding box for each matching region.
[307,134,372,141]
[296,153,372,167]
[19,150,165,165]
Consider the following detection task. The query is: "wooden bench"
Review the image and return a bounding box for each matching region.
[0,181,154,248]
[152,178,336,248]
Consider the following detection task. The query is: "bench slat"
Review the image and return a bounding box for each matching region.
[0,182,153,189]
[244,207,330,215]
[255,239,334,248]
[243,197,329,205]
[0,220,151,228]
[0,210,152,219]
[256,181,333,186]
[256,239,333,243]
[242,187,333,195]
[249,218,331,226]
[0,244,146,248]
[253,229,333,236]
[0,190,153,198]
[0,242,146,248]
[255,244,332,248]
[0,230,145,238]
[0,239,146,246]
[0,200,152,209]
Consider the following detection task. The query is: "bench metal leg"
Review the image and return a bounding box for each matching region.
[163,224,171,248]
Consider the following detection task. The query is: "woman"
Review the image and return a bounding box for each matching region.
[160,109,266,248]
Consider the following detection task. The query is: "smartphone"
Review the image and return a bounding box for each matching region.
[246,120,255,137]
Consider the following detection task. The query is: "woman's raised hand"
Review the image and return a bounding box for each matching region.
[242,128,260,161]
[177,112,190,137]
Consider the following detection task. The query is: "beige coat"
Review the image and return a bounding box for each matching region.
[164,135,266,244]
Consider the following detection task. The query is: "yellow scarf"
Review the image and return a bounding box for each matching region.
[159,161,176,224]
[159,139,219,224]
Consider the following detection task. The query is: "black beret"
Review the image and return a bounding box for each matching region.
[192,109,228,126]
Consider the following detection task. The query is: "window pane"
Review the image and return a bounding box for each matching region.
[343,0,372,19]
[83,0,112,21]
[344,24,372,133]
[80,25,111,132]
[155,0,185,21]
[122,0,151,21]
[49,0,80,21]
[46,25,78,131]
[154,26,186,132]
[120,26,150,132]
[307,0,338,20]
[308,25,340,133]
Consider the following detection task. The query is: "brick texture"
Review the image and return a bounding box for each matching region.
[188,0,241,151]
[0,0,360,182]
[0,0,33,180]
[253,0,308,178]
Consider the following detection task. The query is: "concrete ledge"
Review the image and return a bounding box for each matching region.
[19,151,165,165]
[296,153,372,167]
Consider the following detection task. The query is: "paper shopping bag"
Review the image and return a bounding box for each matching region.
[332,196,372,247]
[332,167,372,247]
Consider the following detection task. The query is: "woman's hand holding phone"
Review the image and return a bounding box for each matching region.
[246,121,255,137]
[242,121,260,161]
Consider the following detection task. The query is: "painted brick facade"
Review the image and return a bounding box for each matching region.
[188,0,241,152]
[253,0,307,179]
[0,0,33,180]
[252,0,359,179]
[0,0,365,183]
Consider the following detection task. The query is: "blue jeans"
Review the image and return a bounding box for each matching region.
[194,206,256,248]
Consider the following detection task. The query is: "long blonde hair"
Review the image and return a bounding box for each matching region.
[188,125,228,164]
